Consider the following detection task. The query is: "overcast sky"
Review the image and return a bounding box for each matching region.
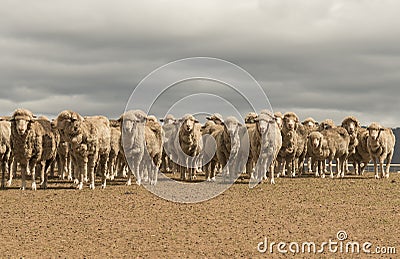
[1,0,400,127]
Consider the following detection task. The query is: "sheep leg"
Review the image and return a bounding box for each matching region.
[385,153,393,178]
[30,162,37,191]
[7,161,16,187]
[99,154,108,189]
[328,160,334,178]
[336,158,341,178]
[39,161,48,189]
[373,159,379,179]
[270,162,275,184]
[20,163,27,190]
[1,161,5,190]
[88,156,96,190]
[280,160,286,177]
[76,161,86,190]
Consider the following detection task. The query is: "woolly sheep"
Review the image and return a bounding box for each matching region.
[248,112,282,184]
[10,109,57,190]
[176,114,203,181]
[341,116,361,173]
[367,122,395,179]
[352,128,371,175]
[308,127,350,178]
[119,110,147,186]
[206,116,242,181]
[56,110,111,189]
[142,116,163,185]
[0,120,11,189]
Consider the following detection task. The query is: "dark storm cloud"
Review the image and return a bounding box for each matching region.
[1,0,400,126]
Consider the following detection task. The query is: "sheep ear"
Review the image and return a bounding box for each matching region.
[206,116,211,120]
[238,122,242,126]
[194,119,199,123]
[379,128,384,131]
[254,118,259,122]
[159,119,164,122]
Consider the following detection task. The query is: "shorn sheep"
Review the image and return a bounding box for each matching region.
[55,110,111,189]
[367,122,395,179]
[10,109,57,190]
[0,120,11,189]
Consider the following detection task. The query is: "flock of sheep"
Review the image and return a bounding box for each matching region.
[0,108,396,190]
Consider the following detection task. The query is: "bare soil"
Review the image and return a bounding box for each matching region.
[1,172,399,258]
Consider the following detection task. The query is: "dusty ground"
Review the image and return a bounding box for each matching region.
[0,172,399,258]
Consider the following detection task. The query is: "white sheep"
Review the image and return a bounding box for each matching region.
[10,109,57,190]
[367,122,395,179]
[0,120,11,189]
[55,111,111,189]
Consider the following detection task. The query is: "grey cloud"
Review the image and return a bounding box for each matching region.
[0,0,399,128]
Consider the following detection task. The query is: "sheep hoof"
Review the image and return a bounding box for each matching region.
[31,182,37,191]
[385,174,389,179]
[270,179,275,184]
[329,173,334,179]
[76,183,83,190]
[374,175,380,179]
[321,174,326,179]
[84,177,89,183]
[89,183,95,190]
[20,186,25,191]
[73,179,79,185]
[126,179,132,186]
[110,175,115,181]
[211,177,216,182]
[6,180,12,187]
[136,180,141,186]
[101,183,106,189]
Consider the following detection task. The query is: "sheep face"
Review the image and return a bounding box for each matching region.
[164,118,175,125]
[182,116,198,133]
[14,118,30,135]
[223,117,240,136]
[244,112,258,124]
[367,123,383,141]
[309,132,323,149]
[122,119,138,134]
[283,116,297,131]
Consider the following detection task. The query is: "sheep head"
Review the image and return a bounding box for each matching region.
[309,131,323,150]
[160,114,175,125]
[319,119,335,131]
[341,116,360,135]
[206,113,224,125]
[181,114,198,133]
[244,112,258,124]
[255,113,275,135]
[283,112,299,132]
[55,110,84,137]
[367,122,384,141]
[119,110,147,134]
[302,117,318,131]
[222,116,241,136]
[11,108,35,136]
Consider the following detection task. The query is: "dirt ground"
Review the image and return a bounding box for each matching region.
[0,172,399,258]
